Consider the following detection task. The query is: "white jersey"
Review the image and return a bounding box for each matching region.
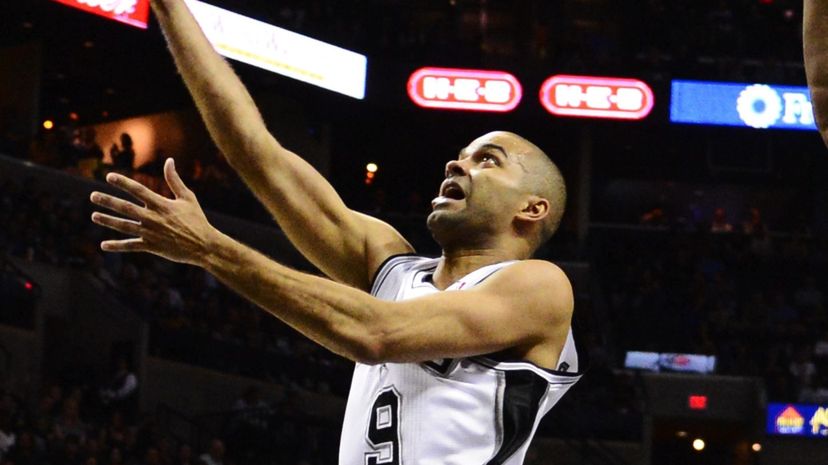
[339,255,583,465]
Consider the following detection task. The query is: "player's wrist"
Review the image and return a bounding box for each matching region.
[196,227,232,270]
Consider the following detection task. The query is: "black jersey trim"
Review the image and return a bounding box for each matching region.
[369,253,422,296]
[470,356,583,380]
[484,370,548,465]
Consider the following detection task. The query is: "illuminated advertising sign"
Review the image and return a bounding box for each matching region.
[767,403,828,437]
[624,351,716,374]
[407,67,523,112]
[184,0,367,99]
[52,0,150,29]
[670,80,816,130]
[539,75,654,120]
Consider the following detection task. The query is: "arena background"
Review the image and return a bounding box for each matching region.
[1,1,828,464]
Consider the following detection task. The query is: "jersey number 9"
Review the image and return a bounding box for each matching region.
[365,387,401,465]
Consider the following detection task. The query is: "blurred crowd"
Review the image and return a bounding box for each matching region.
[595,226,828,403]
[0,362,212,465]
[261,0,804,81]
[0,170,352,399]
[0,379,333,465]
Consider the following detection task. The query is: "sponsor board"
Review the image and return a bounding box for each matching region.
[670,80,816,131]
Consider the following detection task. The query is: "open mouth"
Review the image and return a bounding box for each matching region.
[441,182,466,200]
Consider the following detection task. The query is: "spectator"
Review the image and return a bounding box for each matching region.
[100,358,138,422]
[232,387,267,412]
[4,430,43,465]
[815,330,828,358]
[742,207,765,235]
[198,439,224,465]
[710,207,733,233]
[176,444,196,465]
[111,133,135,173]
[77,127,105,179]
[0,413,15,463]
[51,434,83,465]
[52,398,88,444]
[108,447,125,465]
[799,374,828,403]
[794,276,824,309]
[790,347,818,394]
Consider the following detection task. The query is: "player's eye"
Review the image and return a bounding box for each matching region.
[479,153,499,165]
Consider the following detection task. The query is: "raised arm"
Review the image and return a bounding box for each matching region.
[149,0,412,289]
[90,166,572,365]
[805,0,828,145]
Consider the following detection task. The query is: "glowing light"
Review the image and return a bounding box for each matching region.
[50,0,150,29]
[676,431,688,438]
[751,443,762,452]
[407,67,523,112]
[43,120,54,130]
[69,112,79,121]
[366,172,375,179]
[539,75,654,120]
[692,439,705,451]
[185,0,367,99]
[24,281,33,291]
[688,395,708,410]
[366,163,378,173]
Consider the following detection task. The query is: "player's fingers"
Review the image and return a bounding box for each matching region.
[163,158,193,200]
[90,192,146,220]
[100,238,147,253]
[91,212,142,236]
[105,172,165,207]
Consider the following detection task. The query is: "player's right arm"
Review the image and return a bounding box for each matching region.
[805,0,828,146]
[149,0,413,290]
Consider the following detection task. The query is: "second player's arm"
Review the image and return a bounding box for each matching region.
[150,0,411,289]
[805,0,828,145]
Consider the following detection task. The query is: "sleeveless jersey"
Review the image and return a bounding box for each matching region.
[339,255,583,465]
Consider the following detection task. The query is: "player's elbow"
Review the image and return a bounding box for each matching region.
[349,319,395,365]
[350,339,386,365]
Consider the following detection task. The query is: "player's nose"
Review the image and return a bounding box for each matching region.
[445,159,467,178]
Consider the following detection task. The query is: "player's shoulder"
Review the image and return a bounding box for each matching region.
[490,259,571,289]
[481,259,574,315]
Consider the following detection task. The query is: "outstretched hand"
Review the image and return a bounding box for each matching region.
[90,158,219,266]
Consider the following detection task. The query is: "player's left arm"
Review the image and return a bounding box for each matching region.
[368,261,573,363]
[90,165,572,363]
[804,0,828,145]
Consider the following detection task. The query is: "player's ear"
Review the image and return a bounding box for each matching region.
[516,196,550,224]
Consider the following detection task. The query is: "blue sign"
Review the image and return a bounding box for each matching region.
[670,80,816,131]
[767,403,828,437]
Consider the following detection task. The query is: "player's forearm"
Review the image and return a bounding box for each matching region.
[150,0,274,163]
[804,0,828,143]
[199,230,385,362]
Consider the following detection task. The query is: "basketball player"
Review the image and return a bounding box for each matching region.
[805,0,828,145]
[89,1,583,463]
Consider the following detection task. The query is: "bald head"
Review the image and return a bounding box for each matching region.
[488,131,566,246]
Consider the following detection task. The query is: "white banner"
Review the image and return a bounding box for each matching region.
[185,0,367,99]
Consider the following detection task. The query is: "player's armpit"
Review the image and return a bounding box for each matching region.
[364,260,573,367]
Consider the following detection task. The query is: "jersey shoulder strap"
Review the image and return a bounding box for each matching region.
[370,254,438,298]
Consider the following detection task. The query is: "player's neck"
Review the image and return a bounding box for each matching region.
[432,247,516,290]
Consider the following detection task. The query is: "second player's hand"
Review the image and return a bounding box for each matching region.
[90,158,220,266]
